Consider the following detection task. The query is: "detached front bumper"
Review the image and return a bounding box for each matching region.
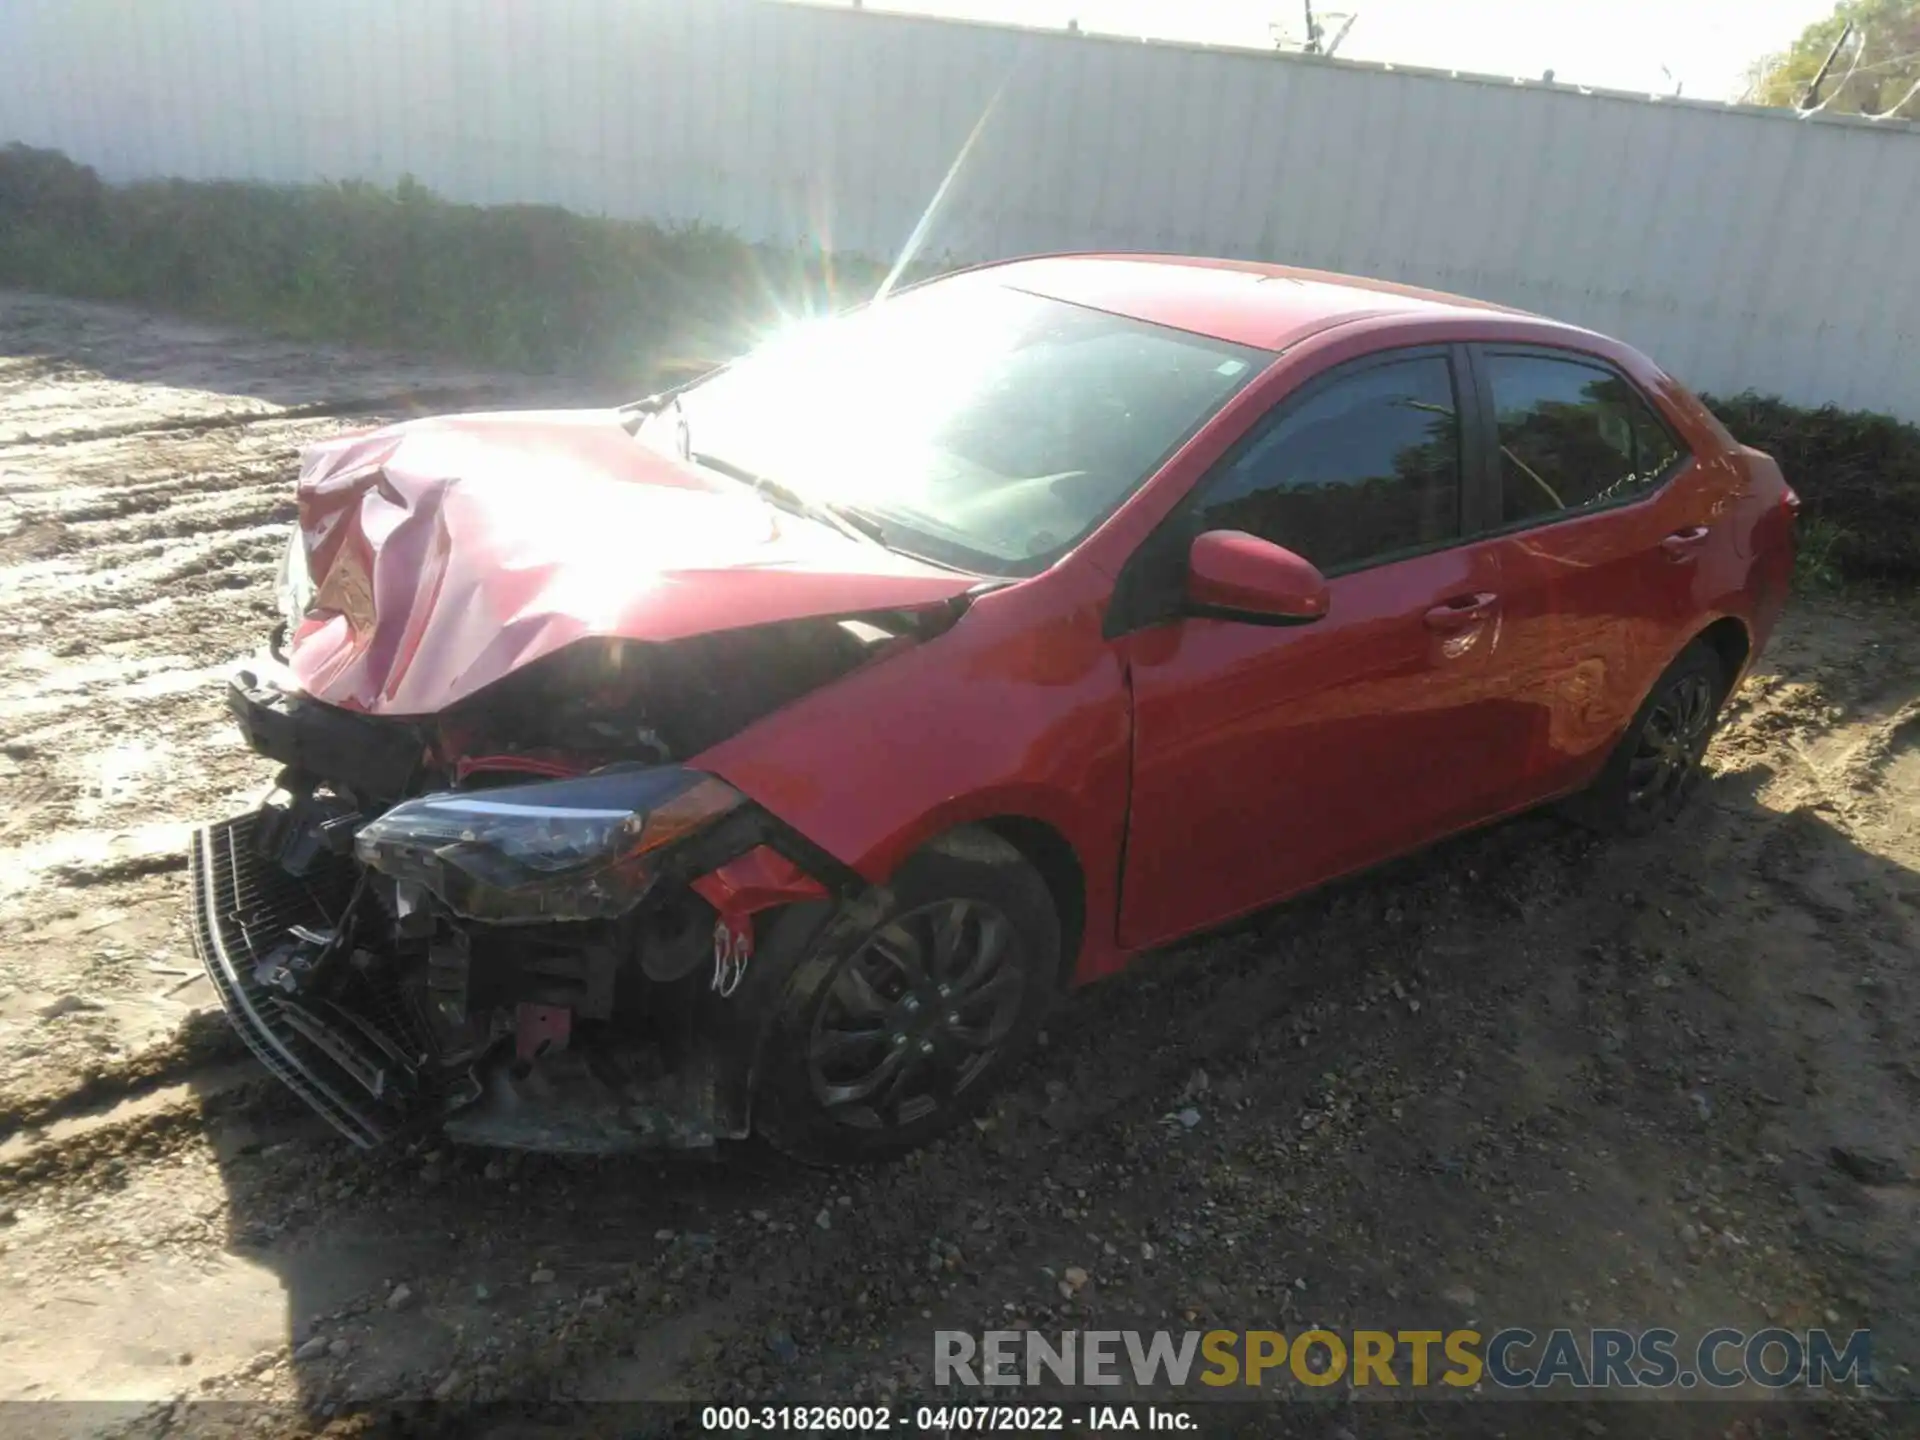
[191,807,709,1152]
[190,799,847,1153]
[190,811,417,1147]
[193,673,862,1154]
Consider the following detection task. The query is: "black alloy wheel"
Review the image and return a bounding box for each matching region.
[806,898,1026,1130]
[1570,639,1728,837]
[750,827,1059,1163]
[1625,666,1717,820]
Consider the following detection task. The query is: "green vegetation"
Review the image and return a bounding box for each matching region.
[1704,392,1920,587]
[1744,0,1920,117]
[0,143,895,386]
[1791,517,1852,592]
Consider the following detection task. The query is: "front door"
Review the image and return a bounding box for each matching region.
[1116,348,1516,950]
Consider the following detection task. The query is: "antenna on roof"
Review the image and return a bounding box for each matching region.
[1302,0,1322,53]
[1323,13,1358,56]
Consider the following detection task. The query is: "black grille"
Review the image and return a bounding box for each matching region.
[335,962,437,1064]
[189,811,406,1147]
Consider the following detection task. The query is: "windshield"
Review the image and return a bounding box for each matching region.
[636,279,1270,576]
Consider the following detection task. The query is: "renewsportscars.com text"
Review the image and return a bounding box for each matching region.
[935,1327,1873,1391]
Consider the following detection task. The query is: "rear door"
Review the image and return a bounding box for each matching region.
[1463,346,1717,807]
[1116,346,1519,948]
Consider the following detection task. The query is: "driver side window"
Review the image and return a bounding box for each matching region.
[1189,354,1463,574]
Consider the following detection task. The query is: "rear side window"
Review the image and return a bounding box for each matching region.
[1190,355,1461,572]
[1486,354,1683,526]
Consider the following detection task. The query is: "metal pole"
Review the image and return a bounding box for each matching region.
[1801,20,1854,109]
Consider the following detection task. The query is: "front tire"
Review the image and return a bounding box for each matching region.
[749,827,1060,1164]
[1570,640,1727,836]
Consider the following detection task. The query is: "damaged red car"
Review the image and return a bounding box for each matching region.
[189,254,1797,1162]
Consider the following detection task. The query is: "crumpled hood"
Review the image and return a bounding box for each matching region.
[287,409,978,716]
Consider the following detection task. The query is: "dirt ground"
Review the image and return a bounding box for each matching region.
[0,291,1914,1438]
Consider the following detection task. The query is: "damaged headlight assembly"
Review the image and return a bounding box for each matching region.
[273,524,315,650]
[354,767,744,924]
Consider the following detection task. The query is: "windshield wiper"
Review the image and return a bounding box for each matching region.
[690,450,886,548]
[616,374,712,434]
[631,399,886,548]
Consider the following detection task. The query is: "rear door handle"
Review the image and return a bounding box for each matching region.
[1423,592,1498,631]
[1661,525,1710,561]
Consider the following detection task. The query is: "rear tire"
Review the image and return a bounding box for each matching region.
[1568,640,1726,837]
[748,827,1059,1165]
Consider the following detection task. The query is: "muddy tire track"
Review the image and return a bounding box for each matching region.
[0,294,579,1176]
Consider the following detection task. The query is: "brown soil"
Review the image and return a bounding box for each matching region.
[0,291,1912,1438]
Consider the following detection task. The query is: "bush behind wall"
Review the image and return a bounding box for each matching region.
[0,142,891,384]
[1702,391,1920,585]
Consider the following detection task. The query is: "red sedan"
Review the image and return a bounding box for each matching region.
[191,255,1797,1161]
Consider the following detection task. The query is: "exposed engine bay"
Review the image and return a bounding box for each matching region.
[434,620,908,779]
[193,605,958,1153]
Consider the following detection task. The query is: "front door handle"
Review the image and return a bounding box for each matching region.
[1660,525,1710,561]
[1423,592,1498,631]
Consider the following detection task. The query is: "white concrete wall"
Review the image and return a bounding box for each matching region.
[4,0,1917,417]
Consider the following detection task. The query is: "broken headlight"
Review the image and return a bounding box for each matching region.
[275,524,315,640]
[353,767,743,924]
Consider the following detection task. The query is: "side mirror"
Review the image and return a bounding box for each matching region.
[1185,529,1329,625]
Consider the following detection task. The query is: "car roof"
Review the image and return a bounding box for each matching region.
[973,253,1541,352]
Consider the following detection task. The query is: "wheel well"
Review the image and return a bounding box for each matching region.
[978,816,1086,986]
[1695,616,1752,694]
